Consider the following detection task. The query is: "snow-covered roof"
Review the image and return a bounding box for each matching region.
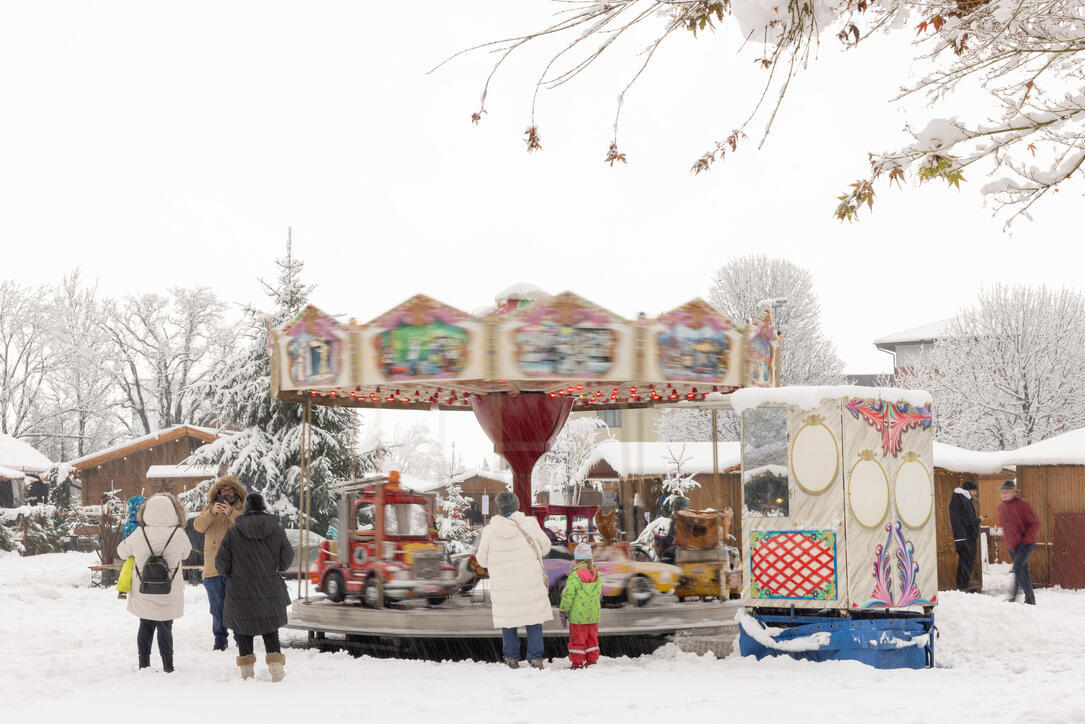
[396,472,449,494]
[932,443,1011,475]
[67,425,222,468]
[730,385,932,413]
[873,319,953,349]
[145,464,219,479]
[451,468,513,486]
[579,440,742,479]
[0,466,26,480]
[1002,428,1085,467]
[0,434,53,475]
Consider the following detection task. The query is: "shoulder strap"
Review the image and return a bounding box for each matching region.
[512,519,544,568]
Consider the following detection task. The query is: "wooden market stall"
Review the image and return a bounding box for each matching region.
[68,425,221,505]
[1001,429,1085,589]
[931,442,1015,591]
[580,440,742,543]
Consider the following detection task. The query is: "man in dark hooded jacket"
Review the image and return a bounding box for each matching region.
[949,480,981,590]
[215,492,292,681]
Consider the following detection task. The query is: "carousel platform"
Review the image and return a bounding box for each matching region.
[286,595,741,660]
[287,595,740,638]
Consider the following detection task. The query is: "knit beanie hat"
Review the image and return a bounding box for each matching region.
[244,492,267,513]
[574,542,593,560]
[495,491,519,517]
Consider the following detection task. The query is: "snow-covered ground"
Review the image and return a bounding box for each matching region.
[2,552,1083,723]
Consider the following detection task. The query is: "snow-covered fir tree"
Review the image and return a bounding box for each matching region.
[435,444,473,553]
[659,444,701,498]
[185,234,361,533]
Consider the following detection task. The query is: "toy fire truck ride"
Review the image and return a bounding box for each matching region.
[310,471,456,608]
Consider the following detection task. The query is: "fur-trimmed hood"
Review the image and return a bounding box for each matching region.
[137,492,185,527]
[206,475,247,506]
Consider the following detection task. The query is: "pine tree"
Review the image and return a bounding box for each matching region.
[660,444,701,498]
[186,232,363,533]
[435,445,472,553]
[0,520,22,553]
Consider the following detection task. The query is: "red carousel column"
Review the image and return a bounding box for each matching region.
[471,393,574,513]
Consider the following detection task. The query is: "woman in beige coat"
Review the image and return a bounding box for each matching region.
[475,491,553,669]
[115,492,192,672]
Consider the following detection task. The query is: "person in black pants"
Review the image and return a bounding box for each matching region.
[949,480,981,590]
[215,493,292,681]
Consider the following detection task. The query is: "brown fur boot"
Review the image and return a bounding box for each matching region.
[236,654,257,680]
[266,652,286,682]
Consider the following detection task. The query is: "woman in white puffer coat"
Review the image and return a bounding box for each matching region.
[115,492,192,672]
[475,491,552,669]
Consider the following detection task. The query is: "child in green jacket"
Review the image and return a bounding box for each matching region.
[559,542,601,668]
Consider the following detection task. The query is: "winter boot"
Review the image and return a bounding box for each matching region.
[528,658,545,670]
[162,655,174,673]
[266,652,286,682]
[138,653,151,670]
[503,657,520,669]
[236,654,257,680]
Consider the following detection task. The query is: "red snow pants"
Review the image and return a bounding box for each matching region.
[568,623,599,667]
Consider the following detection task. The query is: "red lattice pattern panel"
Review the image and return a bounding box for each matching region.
[751,532,835,598]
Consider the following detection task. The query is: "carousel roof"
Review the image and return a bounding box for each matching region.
[270,289,780,411]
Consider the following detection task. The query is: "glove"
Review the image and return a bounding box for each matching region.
[559,611,568,627]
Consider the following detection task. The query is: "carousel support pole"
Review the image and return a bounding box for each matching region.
[297,400,310,601]
[471,393,574,514]
[302,399,313,602]
[711,409,720,494]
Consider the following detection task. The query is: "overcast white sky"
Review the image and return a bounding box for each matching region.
[2,2,1079,466]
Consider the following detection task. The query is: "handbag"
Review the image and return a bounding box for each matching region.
[512,519,550,591]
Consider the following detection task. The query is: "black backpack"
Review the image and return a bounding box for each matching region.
[135,527,179,595]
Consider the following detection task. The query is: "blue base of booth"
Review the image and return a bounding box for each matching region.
[738,613,935,669]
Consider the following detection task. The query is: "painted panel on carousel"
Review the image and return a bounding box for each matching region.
[844,398,936,610]
[277,306,353,390]
[894,451,934,529]
[746,311,778,388]
[789,411,841,495]
[645,299,743,387]
[359,295,485,384]
[496,292,635,381]
[886,404,937,606]
[749,530,838,601]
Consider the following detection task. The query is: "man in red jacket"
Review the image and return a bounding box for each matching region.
[998,480,1041,605]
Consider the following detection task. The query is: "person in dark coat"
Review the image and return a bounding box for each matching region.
[998,480,1041,605]
[214,493,292,681]
[949,480,981,590]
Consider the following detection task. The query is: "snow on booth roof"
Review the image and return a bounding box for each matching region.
[1001,427,1085,467]
[932,442,1011,475]
[729,385,932,414]
[0,433,53,475]
[145,464,219,479]
[578,440,742,479]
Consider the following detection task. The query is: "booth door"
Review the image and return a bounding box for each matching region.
[1052,513,1085,590]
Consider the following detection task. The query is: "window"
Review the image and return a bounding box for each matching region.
[742,407,789,517]
[596,409,622,428]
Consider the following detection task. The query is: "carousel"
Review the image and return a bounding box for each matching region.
[271,286,780,657]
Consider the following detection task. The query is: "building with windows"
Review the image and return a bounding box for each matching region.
[874,318,951,374]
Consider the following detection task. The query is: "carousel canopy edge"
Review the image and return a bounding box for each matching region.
[270,294,781,408]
